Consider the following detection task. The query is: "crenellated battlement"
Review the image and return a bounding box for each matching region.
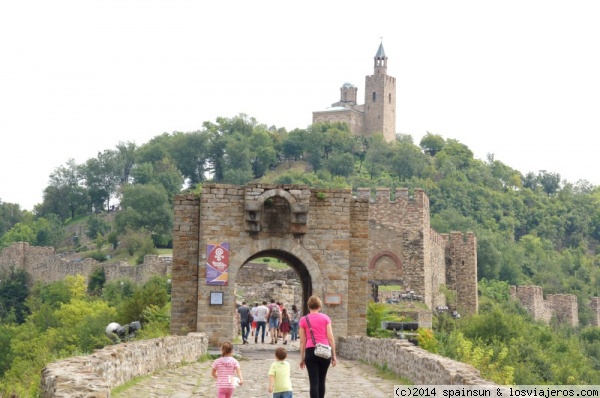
[365,74,396,85]
[359,187,429,208]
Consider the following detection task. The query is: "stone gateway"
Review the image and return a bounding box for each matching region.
[170,184,477,345]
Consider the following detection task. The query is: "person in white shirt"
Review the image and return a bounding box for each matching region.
[255,301,269,343]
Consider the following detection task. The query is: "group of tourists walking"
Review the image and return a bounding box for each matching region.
[237,299,301,345]
[223,295,336,398]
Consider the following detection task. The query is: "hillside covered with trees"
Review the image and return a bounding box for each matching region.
[2,113,600,391]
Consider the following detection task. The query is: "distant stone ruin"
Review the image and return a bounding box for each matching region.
[0,242,171,286]
[235,263,302,307]
[511,285,600,327]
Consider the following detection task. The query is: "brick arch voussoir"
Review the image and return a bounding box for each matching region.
[369,251,402,271]
[228,237,324,293]
[255,189,297,207]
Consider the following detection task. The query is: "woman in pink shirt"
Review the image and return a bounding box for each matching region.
[299,295,337,398]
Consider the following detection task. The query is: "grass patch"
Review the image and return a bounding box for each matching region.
[198,353,213,362]
[367,361,413,385]
[251,257,290,270]
[378,285,403,292]
[112,354,213,396]
[111,374,153,396]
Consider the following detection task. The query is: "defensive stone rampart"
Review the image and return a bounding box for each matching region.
[338,336,495,385]
[40,332,208,398]
[0,242,171,286]
[510,285,590,327]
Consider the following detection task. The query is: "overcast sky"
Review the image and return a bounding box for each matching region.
[1,1,599,211]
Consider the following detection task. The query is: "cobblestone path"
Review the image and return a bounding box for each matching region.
[112,339,400,397]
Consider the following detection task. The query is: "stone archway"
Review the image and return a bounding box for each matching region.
[170,184,370,345]
[229,238,326,313]
[235,249,312,311]
[368,251,404,301]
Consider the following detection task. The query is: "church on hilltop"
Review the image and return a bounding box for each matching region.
[312,42,397,142]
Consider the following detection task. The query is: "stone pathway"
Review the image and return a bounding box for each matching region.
[112,339,400,397]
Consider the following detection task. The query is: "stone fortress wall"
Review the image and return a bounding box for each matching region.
[510,285,599,327]
[357,187,478,315]
[0,242,172,286]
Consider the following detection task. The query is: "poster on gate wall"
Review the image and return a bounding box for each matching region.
[206,242,230,285]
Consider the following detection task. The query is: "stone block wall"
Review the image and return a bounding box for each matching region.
[430,229,447,310]
[236,264,302,307]
[170,194,200,336]
[510,285,590,327]
[348,195,370,336]
[337,336,495,385]
[444,232,478,314]
[365,188,429,304]
[511,285,551,323]
[40,332,208,398]
[0,242,171,287]
[546,294,579,327]
[359,187,477,315]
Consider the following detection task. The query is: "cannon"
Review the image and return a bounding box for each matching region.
[381,321,419,345]
[106,321,141,343]
[381,321,418,332]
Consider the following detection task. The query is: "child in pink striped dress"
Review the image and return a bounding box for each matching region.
[211,342,244,398]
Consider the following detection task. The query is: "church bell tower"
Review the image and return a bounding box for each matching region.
[363,42,396,142]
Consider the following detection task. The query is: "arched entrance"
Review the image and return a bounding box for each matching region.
[238,249,313,313]
[368,251,403,302]
[170,184,371,345]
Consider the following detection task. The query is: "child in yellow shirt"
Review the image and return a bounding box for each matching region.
[268,347,293,398]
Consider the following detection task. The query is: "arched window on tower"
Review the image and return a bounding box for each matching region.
[389,93,392,103]
[372,92,376,102]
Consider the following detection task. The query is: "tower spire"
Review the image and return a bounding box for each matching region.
[374,41,387,75]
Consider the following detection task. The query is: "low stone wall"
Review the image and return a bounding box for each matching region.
[40,332,208,398]
[0,242,171,287]
[337,336,495,385]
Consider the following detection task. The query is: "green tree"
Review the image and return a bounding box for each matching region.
[115,184,173,246]
[85,214,111,240]
[117,276,170,325]
[87,266,106,295]
[82,149,122,211]
[0,267,29,324]
[419,132,446,156]
[249,128,277,179]
[115,141,137,186]
[281,128,306,162]
[363,134,392,180]
[39,159,90,220]
[390,142,427,181]
[0,201,24,238]
[169,131,209,185]
[325,152,355,177]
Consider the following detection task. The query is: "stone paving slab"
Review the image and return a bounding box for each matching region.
[112,339,401,397]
